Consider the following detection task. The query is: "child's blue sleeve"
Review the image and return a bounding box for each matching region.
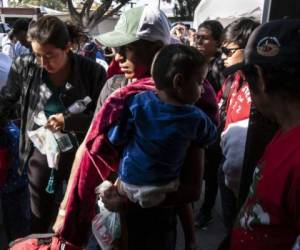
[107,104,134,146]
[195,113,218,147]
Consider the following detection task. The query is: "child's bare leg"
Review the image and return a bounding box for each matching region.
[177,203,198,250]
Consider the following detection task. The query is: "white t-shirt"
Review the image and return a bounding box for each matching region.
[1,35,15,59]
[14,41,30,58]
[0,52,12,90]
[2,35,29,59]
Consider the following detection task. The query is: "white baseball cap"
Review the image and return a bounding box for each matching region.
[96,6,171,47]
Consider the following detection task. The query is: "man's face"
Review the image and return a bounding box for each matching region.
[114,40,156,80]
[196,27,218,60]
[244,65,273,119]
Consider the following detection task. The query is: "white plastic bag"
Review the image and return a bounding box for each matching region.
[27,111,60,169]
[92,199,121,250]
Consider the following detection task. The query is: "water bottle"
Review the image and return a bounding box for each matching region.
[53,131,73,152]
[66,96,92,114]
[55,96,92,152]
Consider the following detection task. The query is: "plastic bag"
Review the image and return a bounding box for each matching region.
[92,183,121,250]
[27,111,61,169]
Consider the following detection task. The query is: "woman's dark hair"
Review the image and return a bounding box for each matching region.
[198,20,224,43]
[27,16,86,50]
[223,17,260,48]
[152,44,206,90]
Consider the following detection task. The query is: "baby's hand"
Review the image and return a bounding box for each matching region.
[96,180,113,196]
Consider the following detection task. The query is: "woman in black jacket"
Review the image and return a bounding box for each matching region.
[0,15,106,233]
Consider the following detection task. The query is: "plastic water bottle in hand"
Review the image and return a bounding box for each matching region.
[53,131,73,152]
[66,96,92,114]
[55,96,91,152]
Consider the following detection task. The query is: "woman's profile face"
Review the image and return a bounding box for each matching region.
[114,40,158,80]
[31,40,70,74]
[221,42,244,68]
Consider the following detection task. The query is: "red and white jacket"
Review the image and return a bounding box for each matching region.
[218,71,251,195]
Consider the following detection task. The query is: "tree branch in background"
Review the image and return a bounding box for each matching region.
[67,0,131,32]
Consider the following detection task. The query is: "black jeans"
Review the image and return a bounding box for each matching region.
[200,139,222,216]
[86,206,177,250]
[1,187,30,242]
[126,206,177,250]
[28,148,74,233]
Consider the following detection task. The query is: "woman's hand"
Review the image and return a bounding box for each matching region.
[171,24,188,41]
[45,113,65,132]
[99,183,126,212]
[52,208,66,234]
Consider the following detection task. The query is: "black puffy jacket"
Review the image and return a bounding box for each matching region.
[0,52,106,172]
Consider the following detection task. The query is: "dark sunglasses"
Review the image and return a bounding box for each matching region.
[221,47,241,56]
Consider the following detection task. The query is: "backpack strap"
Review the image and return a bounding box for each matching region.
[219,75,234,130]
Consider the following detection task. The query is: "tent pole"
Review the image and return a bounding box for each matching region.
[262,0,272,23]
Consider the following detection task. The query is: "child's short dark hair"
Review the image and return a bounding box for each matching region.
[151,44,206,90]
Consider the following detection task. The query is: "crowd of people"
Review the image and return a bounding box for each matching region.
[0,4,300,250]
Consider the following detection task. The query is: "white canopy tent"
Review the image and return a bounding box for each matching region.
[123,0,175,17]
[193,0,265,28]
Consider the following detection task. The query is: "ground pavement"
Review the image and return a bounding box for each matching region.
[176,190,227,250]
[0,189,227,250]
